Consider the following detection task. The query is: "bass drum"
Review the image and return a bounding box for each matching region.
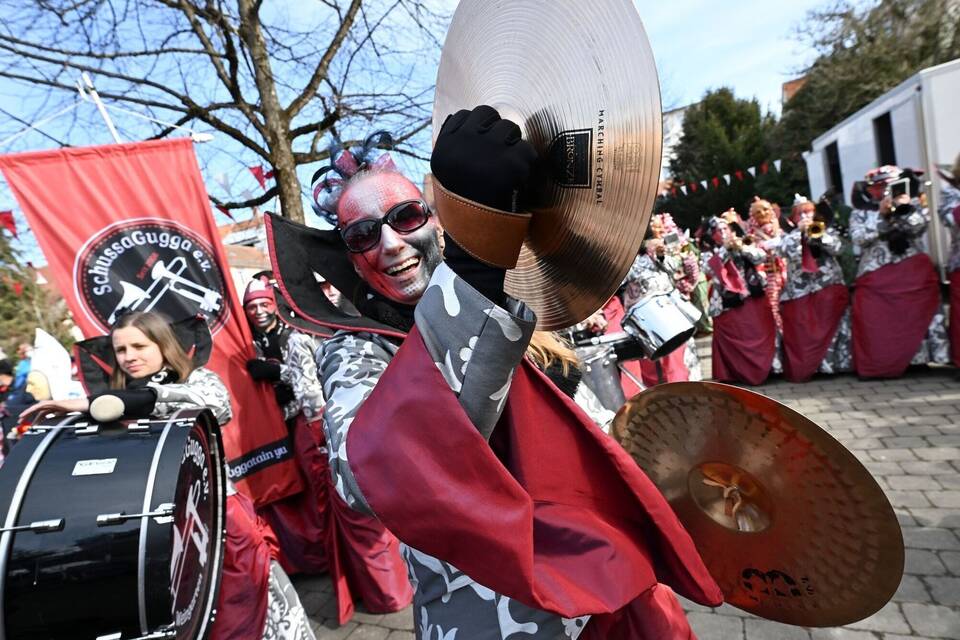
[0,408,226,640]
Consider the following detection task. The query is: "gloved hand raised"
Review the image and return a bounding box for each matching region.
[430,105,538,272]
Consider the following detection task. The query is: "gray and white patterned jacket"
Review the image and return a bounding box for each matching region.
[939,183,960,274]
[149,367,232,426]
[775,228,845,302]
[850,202,929,277]
[700,245,767,317]
[280,331,325,422]
[317,262,590,640]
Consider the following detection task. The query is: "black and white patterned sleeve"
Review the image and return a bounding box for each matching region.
[281,331,325,422]
[317,332,396,514]
[149,367,233,426]
[414,262,537,440]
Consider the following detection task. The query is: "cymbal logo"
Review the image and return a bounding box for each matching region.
[547,128,593,188]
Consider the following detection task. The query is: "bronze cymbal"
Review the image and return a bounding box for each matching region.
[612,382,904,627]
[433,0,661,329]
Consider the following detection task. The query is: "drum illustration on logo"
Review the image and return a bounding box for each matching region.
[73,218,229,332]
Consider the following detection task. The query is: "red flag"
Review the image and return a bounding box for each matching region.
[0,138,301,506]
[249,165,274,189]
[760,162,769,175]
[689,182,698,192]
[12,281,23,296]
[216,204,237,221]
[735,170,744,181]
[0,210,17,238]
[711,177,720,188]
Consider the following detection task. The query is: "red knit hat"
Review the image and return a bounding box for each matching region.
[243,275,275,306]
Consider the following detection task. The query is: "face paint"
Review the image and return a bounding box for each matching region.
[245,298,278,331]
[338,172,442,305]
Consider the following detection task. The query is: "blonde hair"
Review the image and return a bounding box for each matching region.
[109,312,194,389]
[526,331,579,376]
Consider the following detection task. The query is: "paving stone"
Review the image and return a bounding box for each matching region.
[902,526,960,550]
[345,626,390,640]
[349,610,385,625]
[312,620,358,640]
[887,475,943,491]
[301,589,334,616]
[925,576,960,606]
[385,632,415,640]
[884,490,932,508]
[846,437,885,450]
[937,475,960,490]
[902,602,960,638]
[905,549,948,575]
[871,449,919,462]
[744,618,811,639]
[687,612,744,640]
[883,436,928,448]
[928,435,960,447]
[914,404,959,415]
[864,461,904,476]
[941,550,960,574]
[927,491,960,508]
[379,609,414,631]
[846,602,910,633]
[892,424,941,437]
[810,630,878,640]
[900,460,956,475]
[909,509,960,528]
[893,574,932,602]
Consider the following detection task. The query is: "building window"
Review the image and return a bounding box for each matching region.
[873,112,896,166]
[824,141,843,194]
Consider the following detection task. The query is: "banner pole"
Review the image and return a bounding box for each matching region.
[80,72,122,144]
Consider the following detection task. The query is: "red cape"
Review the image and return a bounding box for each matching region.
[950,271,960,368]
[711,296,777,385]
[639,345,689,386]
[210,492,278,640]
[346,326,722,621]
[780,284,849,382]
[853,254,940,378]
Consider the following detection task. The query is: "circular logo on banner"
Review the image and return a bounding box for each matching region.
[73,218,229,333]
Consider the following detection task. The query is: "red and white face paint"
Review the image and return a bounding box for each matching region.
[244,298,278,332]
[337,172,442,305]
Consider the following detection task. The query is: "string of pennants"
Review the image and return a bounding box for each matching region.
[670,159,782,197]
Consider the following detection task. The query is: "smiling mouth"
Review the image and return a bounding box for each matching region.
[385,257,420,277]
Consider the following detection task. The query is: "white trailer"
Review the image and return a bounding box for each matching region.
[803,57,960,271]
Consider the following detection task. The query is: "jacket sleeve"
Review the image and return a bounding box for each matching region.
[149,367,233,426]
[850,209,879,248]
[413,262,537,440]
[317,332,394,514]
[281,332,325,422]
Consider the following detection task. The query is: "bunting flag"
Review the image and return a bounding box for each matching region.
[0,138,302,506]
[249,165,275,190]
[700,180,708,190]
[13,281,23,296]
[760,162,769,175]
[667,158,782,199]
[689,182,698,193]
[680,185,687,195]
[0,210,18,238]
[747,167,757,178]
[711,177,720,188]
[723,174,730,185]
[215,204,236,222]
[774,159,782,173]
[735,170,744,181]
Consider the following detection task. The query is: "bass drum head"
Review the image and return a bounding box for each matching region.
[170,413,225,640]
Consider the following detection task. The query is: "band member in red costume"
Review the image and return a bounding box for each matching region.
[268,110,721,639]
[745,197,787,330]
[849,166,949,378]
[774,195,852,382]
[699,215,780,385]
[939,154,960,368]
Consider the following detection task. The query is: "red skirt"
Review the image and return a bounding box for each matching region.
[711,296,777,385]
[257,416,329,575]
[780,284,849,382]
[210,492,279,640]
[951,271,960,368]
[853,254,940,378]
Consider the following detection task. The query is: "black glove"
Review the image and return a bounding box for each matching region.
[431,105,538,212]
[274,383,295,409]
[246,358,283,382]
[443,234,506,304]
[89,387,158,420]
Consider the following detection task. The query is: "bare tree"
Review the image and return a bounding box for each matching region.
[0,0,447,222]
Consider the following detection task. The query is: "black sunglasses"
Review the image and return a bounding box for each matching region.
[340,199,432,253]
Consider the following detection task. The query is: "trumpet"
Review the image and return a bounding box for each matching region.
[807,220,826,239]
[742,235,755,246]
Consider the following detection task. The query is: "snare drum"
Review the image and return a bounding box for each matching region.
[0,409,226,640]
[623,292,700,360]
[576,345,627,412]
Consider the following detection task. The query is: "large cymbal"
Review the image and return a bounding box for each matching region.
[612,382,904,627]
[433,0,661,329]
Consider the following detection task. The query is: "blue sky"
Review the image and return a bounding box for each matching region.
[0,0,831,265]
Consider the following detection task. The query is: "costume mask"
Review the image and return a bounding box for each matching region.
[338,172,442,305]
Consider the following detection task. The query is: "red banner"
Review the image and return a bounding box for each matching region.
[0,138,300,505]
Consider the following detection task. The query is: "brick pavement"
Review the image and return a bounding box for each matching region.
[296,367,960,639]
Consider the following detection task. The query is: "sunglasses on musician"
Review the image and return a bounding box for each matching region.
[339,199,432,253]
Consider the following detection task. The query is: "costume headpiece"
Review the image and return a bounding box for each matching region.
[310,130,399,225]
[243,274,275,305]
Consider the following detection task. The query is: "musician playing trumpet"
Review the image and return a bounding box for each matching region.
[773,195,852,382]
[849,165,949,377]
[699,214,780,385]
[939,153,960,368]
